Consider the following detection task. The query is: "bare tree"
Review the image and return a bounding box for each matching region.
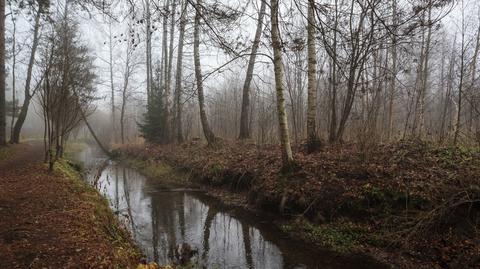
[270,0,294,167]
[239,0,266,140]
[119,23,141,144]
[306,0,320,151]
[193,0,217,145]
[0,0,6,146]
[8,2,18,141]
[173,0,188,143]
[11,3,44,144]
[39,7,97,171]
[108,21,117,143]
[145,0,153,104]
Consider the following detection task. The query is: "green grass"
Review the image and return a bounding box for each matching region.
[122,157,190,184]
[53,159,141,266]
[281,219,370,252]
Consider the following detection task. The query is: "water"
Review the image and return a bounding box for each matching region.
[73,147,387,269]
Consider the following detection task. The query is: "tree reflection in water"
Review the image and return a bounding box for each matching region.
[76,148,387,269]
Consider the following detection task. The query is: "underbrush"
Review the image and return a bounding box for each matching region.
[115,140,480,268]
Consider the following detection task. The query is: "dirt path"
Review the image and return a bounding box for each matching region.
[0,143,139,268]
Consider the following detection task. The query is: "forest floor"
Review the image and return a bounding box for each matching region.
[116,140,480,269]
[0,142,141,268]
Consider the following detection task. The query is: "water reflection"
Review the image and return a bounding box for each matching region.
[74,147,387,269]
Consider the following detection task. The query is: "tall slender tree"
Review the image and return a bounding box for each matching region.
[239,0,266,140]
[306,0,320,151]
[0,0,6,146]
[193,0,217,145]
[11,3,43,143]
[174,0,188,143]
[270,0,294,167]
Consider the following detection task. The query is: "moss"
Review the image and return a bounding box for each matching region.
[122,157,189,184]
[283,220,368,252]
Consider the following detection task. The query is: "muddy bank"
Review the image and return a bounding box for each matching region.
[115,141,480,269]
[0,143,140,268]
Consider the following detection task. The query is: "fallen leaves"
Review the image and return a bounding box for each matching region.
[117,140,480,269]
[0,143,140,268]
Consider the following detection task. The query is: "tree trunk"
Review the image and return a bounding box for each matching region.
[413,6,432,139]
[239,0,266,140]
[194,0,216,145]
[440,38,456,143]
[467,22,480,135]
[174,0,187,143]
[270,0,294,167]
[162,0,171,141]
[80,109,111,157]
[328,1,339,143]
[145,0,152,104]
[11,8,42,144]
[166,0,176,142]
[120,82,127,144]
[108,22,116,143]
[10,7,17,141]
[387,0,397,141]
[454,5,467,145]
[306,0,320,151]
[0,0,4,146]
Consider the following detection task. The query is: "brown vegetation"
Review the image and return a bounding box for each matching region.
[0,144,140,268]
[117,140,480,268]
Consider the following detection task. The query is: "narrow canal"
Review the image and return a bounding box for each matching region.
[73,147,386,269]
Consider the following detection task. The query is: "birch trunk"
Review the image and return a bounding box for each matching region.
[270,0,294,167]
[166,0,176,142]
[0,0,4,146]
[306,0,320,151]
[10,6,17,141]
[162,0,172,141]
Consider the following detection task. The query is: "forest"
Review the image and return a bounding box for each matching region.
[0,0,479,268]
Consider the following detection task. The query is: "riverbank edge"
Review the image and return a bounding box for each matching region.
[115,154,398,269]
[58,158,142,268]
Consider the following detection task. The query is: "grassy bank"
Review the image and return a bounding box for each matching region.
[115,140,480,269]
[56,159,142,267]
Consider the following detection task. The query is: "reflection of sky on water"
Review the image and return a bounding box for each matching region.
[94,164,286,268]
[73,147,387,269]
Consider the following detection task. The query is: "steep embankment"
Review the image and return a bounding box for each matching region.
[117,140,480,269]
[0,143,140,268]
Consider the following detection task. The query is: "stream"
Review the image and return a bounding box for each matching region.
[73,147,386,269]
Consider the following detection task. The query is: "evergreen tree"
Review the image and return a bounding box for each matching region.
[139,61,168,143]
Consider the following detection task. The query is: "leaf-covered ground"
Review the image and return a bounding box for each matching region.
[0,143,140,268]
[117,140,480,269]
